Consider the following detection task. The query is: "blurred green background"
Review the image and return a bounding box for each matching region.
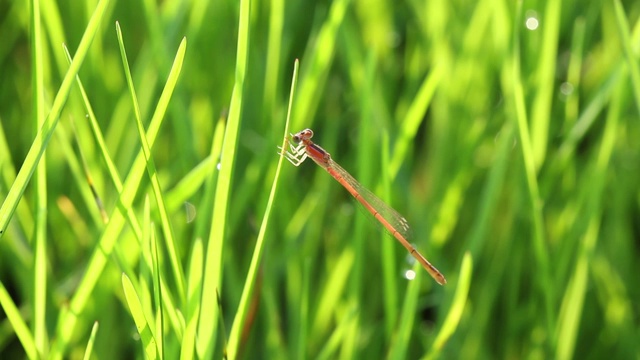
[1,0,639,358]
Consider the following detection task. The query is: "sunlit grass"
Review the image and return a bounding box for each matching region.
[1,0,639,359]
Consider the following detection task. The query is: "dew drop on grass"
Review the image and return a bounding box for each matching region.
[525,10,539,30]
[184,202,196,223]
[404,269,416,281]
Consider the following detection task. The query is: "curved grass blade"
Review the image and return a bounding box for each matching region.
[81,322,99,360]
[116,21,186,301]
[196,0,250,356]
[0,281,37,359]
[0,0,111,236]
[50,35,187,360]
[386,262,422,360]
[62,44,142,238]
[426,252,473,359]
[226,59,300,360]
[510,2,554,337]
[180,237,204,360]
[151,227,165,359]
[122,273,158,360]
[613,0,640,114]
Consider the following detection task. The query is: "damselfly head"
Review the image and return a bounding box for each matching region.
[292,128,314,143]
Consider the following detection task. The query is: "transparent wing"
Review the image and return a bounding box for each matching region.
[327,159,413,241]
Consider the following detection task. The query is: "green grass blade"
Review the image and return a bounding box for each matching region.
[81,322,99,360]
[180,237,204,360]
[116,21,186,301]
[613,0,640,114]
[509,3,555,340]
[0,118,34,242]
[196,0,250,356]
[297,258,311,360]
[379,132,398,340]
[427,252,473,359]
[0,281,37,359]
[3,0,640,358]
[291,0,351,129]
[314,305,358,360]
[563,19,586,130]
[226,59,299,360]
[555,219,597,360]
[466,122,513,256]
[30,0,48,356]
[64,40,193,345]
[53,124,106,228]
[0,0,111,236]
[390,63,443,178]
[553,2,640,175]
[50,35,187,360]
[529,0,561,167]
[122,273,158,360]
[310,250,354,346]
[165,156,214,211]
[555,67,621,170]
[61,44,143,239]
[194,115,226,241]
[263,0,285,115]
[555,73,621,360]
[387,263,422,360]
[151,228,165,359]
